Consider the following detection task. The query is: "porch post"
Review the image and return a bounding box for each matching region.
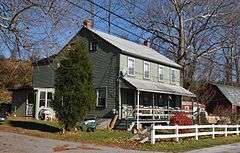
[152,93,155,120]
[25,92,29,116]
[118,80,122,119]
[167,95,170,123]
[137,90,140,130]
[35,89,40,119]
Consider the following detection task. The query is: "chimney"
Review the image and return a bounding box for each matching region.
[143,40,150,47]
[83,19,93,29]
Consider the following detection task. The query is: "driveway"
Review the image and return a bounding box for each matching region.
[0,132,240,153]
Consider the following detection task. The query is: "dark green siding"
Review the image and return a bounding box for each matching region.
[33,64,55,88]
[33,28,120,118]
[79,29,120,118]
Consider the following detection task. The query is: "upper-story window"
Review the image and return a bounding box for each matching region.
[158,66,163,81]
[144,61,150,79]
[89,40,98,51]
[127,57,135,76]
[171,69,176,83]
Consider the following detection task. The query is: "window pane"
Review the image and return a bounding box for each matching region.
[171,70,176,82]
[96,87,107,108]
[128,58,135,75]
[47,92,53,107]
[159,67,163,81]
[47,92,53,100]
[90,41,98,51]
[40,91,46,100]
[144,62,150,78]
[40,100,45,107]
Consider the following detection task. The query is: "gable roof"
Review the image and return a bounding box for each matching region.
[213,83,240,106]
[87,28,181,69]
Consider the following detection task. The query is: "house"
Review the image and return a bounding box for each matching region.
[204,83,240,115]
[0,59,32,116]
[9,85,34,116]
[32,19,195,129]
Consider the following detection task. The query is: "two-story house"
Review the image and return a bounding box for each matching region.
[33,19,195,129]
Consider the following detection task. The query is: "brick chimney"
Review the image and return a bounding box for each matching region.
[143,40,150,47]
[83,19,93,29]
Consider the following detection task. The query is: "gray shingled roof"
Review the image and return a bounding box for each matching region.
[88,28,181,68]
[124,77,196,97]
[215,84,240,106]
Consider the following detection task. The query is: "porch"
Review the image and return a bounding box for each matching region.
[119,77,195,129]
[34,88,54,119]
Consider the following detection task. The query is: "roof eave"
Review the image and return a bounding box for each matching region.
[120,50,182,69]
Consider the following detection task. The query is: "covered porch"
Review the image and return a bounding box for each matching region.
[119,77,196,129]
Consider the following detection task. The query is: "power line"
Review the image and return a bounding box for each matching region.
[66,0,172,54]
[85,0,177,47]
[66,0,239,72]
[84,0,237,67]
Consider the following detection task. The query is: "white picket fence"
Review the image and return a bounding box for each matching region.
[151,124,240,144]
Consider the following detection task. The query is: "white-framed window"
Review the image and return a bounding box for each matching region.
[127,57,135,76]
[38,89,54,108]
[158,65,164,81]
[96,87,107,109]
[144,61,150,79]
[89,40,98,51]
[171,69,176,83]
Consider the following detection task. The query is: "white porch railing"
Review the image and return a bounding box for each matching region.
[151,124,240,144]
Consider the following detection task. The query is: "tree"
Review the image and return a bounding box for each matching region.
[122,0,238,88]
[52,39,96,131]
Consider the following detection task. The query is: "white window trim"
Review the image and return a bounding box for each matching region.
[143,61,150,79]
[171,68,176,84]
[96,87,107,109]
[158,65,164,82]
[127,57,135,76]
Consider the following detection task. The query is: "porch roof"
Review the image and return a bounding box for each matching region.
[123,77,196,97]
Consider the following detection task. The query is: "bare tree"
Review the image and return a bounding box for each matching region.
[0,0,80,60]
[122,0,239,88]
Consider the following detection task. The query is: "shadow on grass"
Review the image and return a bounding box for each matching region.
[8,120,61,133]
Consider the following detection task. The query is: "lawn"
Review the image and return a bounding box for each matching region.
[1,118,240,152]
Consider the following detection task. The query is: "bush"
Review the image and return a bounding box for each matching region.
[170,112,193,125]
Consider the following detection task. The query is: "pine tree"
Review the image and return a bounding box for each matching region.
[52,39,96,131]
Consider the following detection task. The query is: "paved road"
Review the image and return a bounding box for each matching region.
[0,132,155,153]
[187,143,240,153]
[1,132,240,153]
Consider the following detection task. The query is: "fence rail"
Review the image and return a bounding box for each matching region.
[151,124,240,144]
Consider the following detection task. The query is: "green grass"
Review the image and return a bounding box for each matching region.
[1,118,240,152]
[142,136,240,152]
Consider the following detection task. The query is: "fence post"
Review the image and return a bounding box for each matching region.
[195,124,199,140]
[225,125,228,137]
[212,124,215,139]
[237,124,239,136]
[175,124,179,142]
[151,125,155,144]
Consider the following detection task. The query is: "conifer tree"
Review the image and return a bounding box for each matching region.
[52,39,96,130]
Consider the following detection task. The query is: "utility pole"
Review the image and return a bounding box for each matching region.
[89,0,95,25]
[107,0,112,33]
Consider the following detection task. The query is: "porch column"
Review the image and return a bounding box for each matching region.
[152,93,155,120]
[118,80,122,119]
[136,90,140,130]
[25,92,29,116]
[35,90,40,119]
[167,95,170,123]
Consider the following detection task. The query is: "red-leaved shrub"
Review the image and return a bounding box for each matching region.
[170,112,193,126]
